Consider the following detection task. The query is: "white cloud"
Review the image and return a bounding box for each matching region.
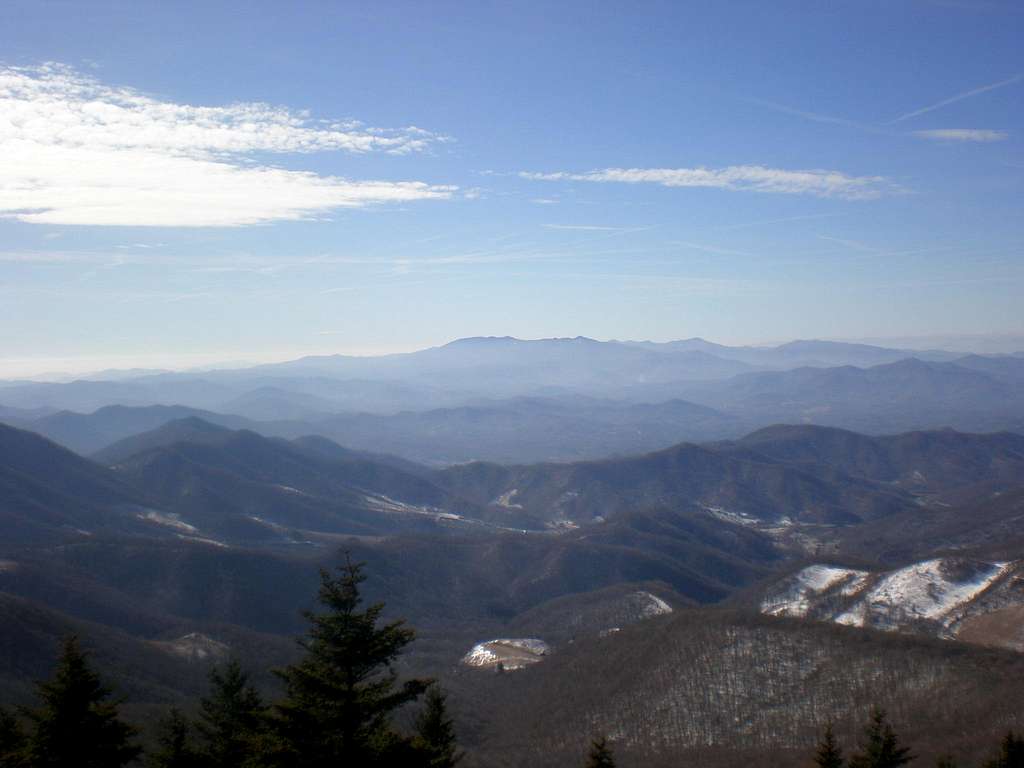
[0,64,455,226]
[520,165,896,200]
[913,128,1009,142]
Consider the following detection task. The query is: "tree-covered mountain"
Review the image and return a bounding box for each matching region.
[4,414,1024,766]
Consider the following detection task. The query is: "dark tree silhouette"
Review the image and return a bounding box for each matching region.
[984,732,1024,768]
[195,661,264,768]
[585,736,616,768]
[266,557,431,766]
[815,722,845,768]
[0,707,25,768]
[848,708,914,768]
[21,636,140,768]
[147,708,201,768]
[413,685,462,768]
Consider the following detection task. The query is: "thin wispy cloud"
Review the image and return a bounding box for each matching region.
[670,241,758,258]
[746,98,879,132]
[543,224,631,231]
[817,235,881,253]
[521,166,897,200]
[913,128,1009,142]
[0,64,455,227]
[713,212,843,232]
[889,72,1024,123]
[750,93,1014,147]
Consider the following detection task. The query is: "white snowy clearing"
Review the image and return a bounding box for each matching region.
[362,494,461,521]
[762,559,1015,634]
[462,638,550,671]
[636,590,674,618]
[762,565,869,618]
[153,632,230,663]
[493,488,524,509]
[835,559,1011,628]
[137,509,198,534]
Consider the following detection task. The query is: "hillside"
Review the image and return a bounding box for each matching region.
[683,358,1024,434]
[456,609,1024,767]
[731,424,1024,493]
[438,439,915,528]
[0,423,162,547]
[760,558,1024,650]
[99,419,492,542]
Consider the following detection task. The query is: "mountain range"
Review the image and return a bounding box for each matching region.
[3,339,1024,765]
[4,336,1024,465]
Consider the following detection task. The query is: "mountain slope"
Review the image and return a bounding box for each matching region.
[26,404,255,455]
[97,419,491,542]
[438,440,915,528]
[682,358,1024,434]
[760,557,1024,651]
[731,424,1024,493]
[309,396,740,465]
[459,609,1024,768]
[0,423,159,547]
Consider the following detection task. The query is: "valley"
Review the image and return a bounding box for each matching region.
[3,337,1024,766]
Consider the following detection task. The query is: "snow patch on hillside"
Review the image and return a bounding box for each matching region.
[762,565,869,618]
[153,632,230,663]
[494,488,523,509]
[762,558,1017,641]
[462,638,550,671]
[702,505,794,537]
[362,494,461,522]
[137,509,197,534]
[637,591,673,617]
[835,559,1010,628]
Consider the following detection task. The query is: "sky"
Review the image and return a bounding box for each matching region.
[1,0,1023,376]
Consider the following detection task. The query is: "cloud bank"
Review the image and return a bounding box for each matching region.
[913,128,1008,142]
[520,166,895,200]
[0,64,454,226]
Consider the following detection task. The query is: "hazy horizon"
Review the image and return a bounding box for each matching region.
[2,1,1022,374]
[3,330,1024,381]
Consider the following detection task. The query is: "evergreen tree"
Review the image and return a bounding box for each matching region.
[0,708,25,768]
[935,756,958,768]
[267,557,431,767]
[147,708,201,768]
[983,732,1024,768]
[585,736,616,768]
[814,723,845,768]
[848,708,914,768]
[195,661,264,768]
[21,636,140,768]
[412,686,462,768]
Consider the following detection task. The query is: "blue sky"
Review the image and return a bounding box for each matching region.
[1,0,1022,375]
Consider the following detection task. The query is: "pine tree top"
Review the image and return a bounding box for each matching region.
[585,736,616,768]
[23,636,140,768]
[848,707,914,768]
[815,722,845,768]
[269,557,431,765]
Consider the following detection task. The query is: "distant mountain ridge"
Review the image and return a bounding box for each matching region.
[4,346,1024,465]
[6,414,1022,551]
